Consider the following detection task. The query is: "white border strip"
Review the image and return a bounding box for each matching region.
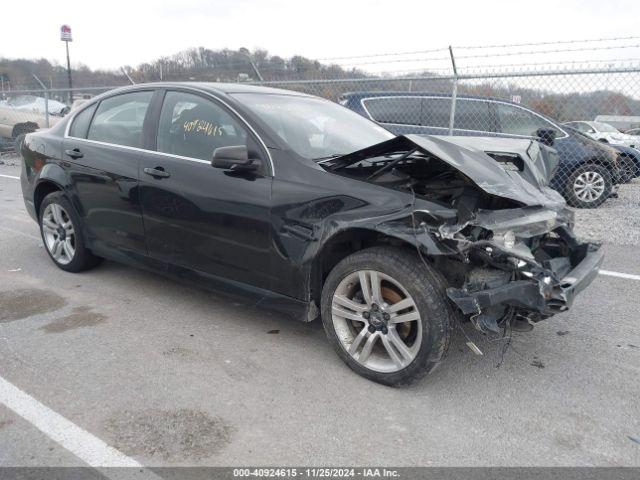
[0,375,141,468]
[599,269,640,281]
[0,174,19,179]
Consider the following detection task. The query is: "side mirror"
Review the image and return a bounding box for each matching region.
[536,128,557,147]
[211,145,258,172]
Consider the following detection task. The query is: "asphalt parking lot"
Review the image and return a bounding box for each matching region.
[0,156,639,468]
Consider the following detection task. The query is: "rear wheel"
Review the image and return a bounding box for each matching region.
[39,192,102,272]
[565,164,612,208]
[321,247,454,386]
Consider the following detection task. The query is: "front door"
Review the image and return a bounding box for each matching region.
[139,90,273,290]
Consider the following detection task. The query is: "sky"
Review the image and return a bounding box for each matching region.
[2,0,640,73]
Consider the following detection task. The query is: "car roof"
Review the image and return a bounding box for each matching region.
[113,82,313,97]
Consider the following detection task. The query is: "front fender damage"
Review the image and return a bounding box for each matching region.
[308,134,603,332]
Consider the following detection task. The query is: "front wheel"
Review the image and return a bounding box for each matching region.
[321,247,454,386]
[565,164,612,208]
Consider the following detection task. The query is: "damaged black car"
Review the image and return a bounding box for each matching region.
[20,83,603,385]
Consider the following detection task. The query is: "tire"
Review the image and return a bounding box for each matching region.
[565,163,612,208]
[320,246,455,386]
[38,192,102,272]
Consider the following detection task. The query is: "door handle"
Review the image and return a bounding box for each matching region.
[144,167,171,178]
[64,148,83,159]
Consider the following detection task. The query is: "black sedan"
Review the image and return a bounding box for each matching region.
[20,83,602,385]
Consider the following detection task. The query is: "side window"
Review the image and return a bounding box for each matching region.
[567,122,587,132]
[363,98,421,125]
[87,91,153,148]
[454,100,495,132]
[496,104,557,136]
[68,103,97,139]
[421,98,452,128]
[156,91,251,161]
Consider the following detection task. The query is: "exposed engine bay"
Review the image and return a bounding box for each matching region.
[320,134,603,334]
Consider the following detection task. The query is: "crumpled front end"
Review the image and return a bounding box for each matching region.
[322,134,603,332]
[441,208,603,333]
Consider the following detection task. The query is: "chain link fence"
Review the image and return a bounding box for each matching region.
[253,65,640,207]
[2,62,640,207]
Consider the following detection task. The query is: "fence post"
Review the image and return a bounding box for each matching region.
[32,74,50,128]
[448,46,458,136]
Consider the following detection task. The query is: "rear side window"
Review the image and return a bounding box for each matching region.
[363,97,422,125]
[454,99,495,132]
[421,98,452,128]
[87,91,153,148]
[68,104,97,139]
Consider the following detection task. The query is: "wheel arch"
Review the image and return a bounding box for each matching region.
[309,227,439,305]
[33,179,64,217]
[569,157,617,178]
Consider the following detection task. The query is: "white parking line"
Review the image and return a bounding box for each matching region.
[599,269,640,281]
[0,375,161,478]
[0,174,20,179]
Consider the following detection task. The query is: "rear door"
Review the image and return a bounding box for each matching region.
[452,99,497,135]
[361,97,428,134]
[62,90,154,255]
[139,89,273,290]
[420,97,452,134]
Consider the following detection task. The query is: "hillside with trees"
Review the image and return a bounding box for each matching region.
[1,47,639,122]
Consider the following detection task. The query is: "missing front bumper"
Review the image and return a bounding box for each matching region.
[446,246,604,319]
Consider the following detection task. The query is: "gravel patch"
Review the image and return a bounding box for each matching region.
[0,153,20,166]
[104,409,233,461]
[573,179,640,247]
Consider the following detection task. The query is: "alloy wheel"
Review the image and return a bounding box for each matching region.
[41,203,76,265]
[573,171,606,203]
[331,270,422,373]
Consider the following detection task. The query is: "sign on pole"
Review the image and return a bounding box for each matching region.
[60,25,72,42]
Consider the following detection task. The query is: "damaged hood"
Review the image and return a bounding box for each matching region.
[327,134,565,208]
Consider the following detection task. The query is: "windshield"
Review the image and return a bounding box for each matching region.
[231,93,394,160]
[593,122,619,133]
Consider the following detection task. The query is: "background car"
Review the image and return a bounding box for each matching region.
[562,124,640,182]
[339,92,624,208]
[0,101,64,144]
[2,95,69,116]
[563,120,638,148]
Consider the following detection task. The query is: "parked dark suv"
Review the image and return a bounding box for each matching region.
[340,92,623,208]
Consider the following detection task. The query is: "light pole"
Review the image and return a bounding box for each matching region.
[60,25,73,103]
[239,47,263,82]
